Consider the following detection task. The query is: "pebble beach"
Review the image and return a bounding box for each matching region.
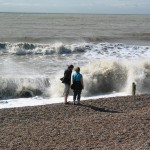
[0,94,150,150]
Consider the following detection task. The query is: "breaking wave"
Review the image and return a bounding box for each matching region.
[1,41,150,100]
[0,76,50,99]
[0,42,150,58]
[49,59,150,97]
[1,59,150,99]
[0,42,88,55]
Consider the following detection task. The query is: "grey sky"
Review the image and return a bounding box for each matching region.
[0,0,150,14]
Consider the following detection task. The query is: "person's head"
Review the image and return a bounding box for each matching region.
[74,67,80,73]
[68,65,74,70]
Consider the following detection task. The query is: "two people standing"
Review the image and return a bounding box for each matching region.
[62,65,84,104]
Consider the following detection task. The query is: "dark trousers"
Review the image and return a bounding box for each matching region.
[73,90,81,102]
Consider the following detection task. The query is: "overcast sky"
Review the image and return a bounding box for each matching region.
[0,0,150,14]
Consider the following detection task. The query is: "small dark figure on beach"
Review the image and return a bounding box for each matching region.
[72,67,84,105]
[62,65,74,104]
[132,82,136,96]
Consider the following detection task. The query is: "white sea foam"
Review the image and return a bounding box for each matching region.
[0,92,128,109]
[1,42,150,58]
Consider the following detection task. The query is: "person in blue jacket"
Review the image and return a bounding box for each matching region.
[72,67,84,105]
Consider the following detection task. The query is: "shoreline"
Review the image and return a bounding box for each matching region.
[0,93,128,109]
[0,94,150,149]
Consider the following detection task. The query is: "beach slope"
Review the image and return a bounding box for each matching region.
[0,95,150,150]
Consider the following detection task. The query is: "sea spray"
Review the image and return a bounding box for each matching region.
[48,74,64,98]
[1,41,150,99]
[1,59,150,99]
[123,60,144,94]
[48,59,150,98]
[140,60,150,93]
[48,60,128,98]
[81,60,127,96]
[118,59,150,94]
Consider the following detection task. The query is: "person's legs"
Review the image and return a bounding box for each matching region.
[73,90,78,105]
[77,90,81,104]
[64,95,68,104]
[63,84,70,104]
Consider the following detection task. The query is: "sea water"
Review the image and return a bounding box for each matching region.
[0,13,150,109]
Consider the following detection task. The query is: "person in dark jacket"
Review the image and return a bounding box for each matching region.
[62,65,74,104]
[72,67,84,105]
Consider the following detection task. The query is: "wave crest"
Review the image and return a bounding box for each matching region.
[0,42,87,55]
[0,76,50,99]
[0,42,150,60]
